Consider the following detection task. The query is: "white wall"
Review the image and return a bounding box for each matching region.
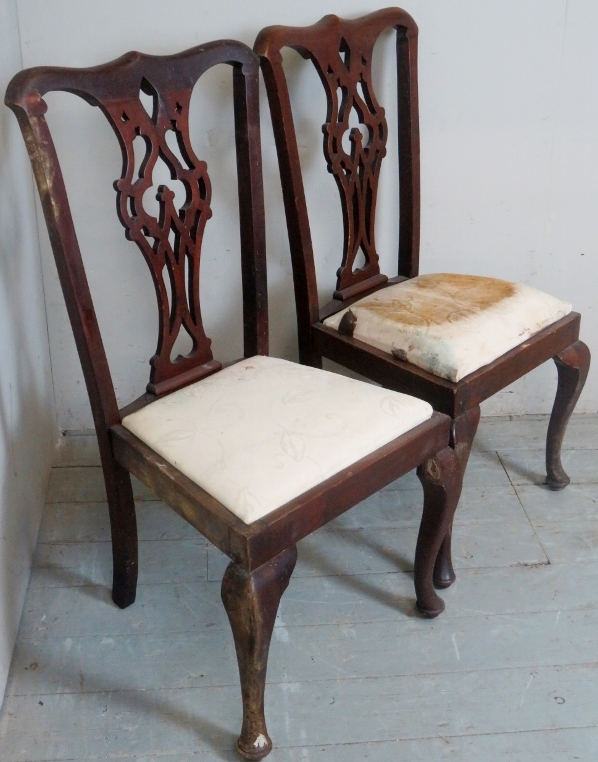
[15,0,598,429]
[0,0,56,699]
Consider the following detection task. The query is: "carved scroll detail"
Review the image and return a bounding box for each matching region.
[312,37,388,291]
[106,78,214,387]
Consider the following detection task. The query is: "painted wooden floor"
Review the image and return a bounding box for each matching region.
[1,414,597,761]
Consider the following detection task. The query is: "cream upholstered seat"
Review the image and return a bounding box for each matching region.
[323,274,572,383]
[122,355,433,524]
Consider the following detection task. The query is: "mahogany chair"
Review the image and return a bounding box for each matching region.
[255,8,590,590]
[7,40,463,759]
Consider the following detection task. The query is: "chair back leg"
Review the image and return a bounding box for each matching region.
[104,457,138,608]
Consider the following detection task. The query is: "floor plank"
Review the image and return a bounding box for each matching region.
[516,482,598,524]
[38,501,200,543]
[6,607,598,697]
[30,538,208,589]
[475,413,598,452]
[498,448,598,486]
[1,664,597,760]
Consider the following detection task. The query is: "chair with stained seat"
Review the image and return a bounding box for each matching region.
[7,39,462,760]
[254,7,590,591]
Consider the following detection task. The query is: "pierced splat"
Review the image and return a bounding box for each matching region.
[7,42,265,404]
[255,8,420,323]
[106,78,216,393]
[313,36,388,292]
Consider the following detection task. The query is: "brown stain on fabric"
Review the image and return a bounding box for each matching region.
[357,273,516,328]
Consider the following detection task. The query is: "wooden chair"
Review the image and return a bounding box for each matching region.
[7,40,463,759]
[254,8,590,590]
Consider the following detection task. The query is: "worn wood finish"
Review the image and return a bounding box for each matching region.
[546,340,591,490]
[414,446,461,617]
[110,412,453,574]
[450,405,482,472]
[255,9,589,507]
[6,42,266,611]
[222,546,297,760]
[7,37,464,759]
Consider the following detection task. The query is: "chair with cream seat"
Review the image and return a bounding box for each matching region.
[7,39,462,760]
[254,7,590,591]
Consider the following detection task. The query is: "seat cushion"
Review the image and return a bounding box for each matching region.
[323,273,572,382]
[122,355,432,524]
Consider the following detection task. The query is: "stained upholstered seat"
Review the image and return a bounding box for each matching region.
[123,355,432,523]
[323,274,572,383]
[255,7,590,597]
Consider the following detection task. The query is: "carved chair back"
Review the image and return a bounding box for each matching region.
[6,41,266,439]
[255,7,419,318]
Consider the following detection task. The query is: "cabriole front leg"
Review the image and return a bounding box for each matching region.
[415,446,463,618]
[433,405,480,590]
[546,340,591,490]
[222,545,298,760]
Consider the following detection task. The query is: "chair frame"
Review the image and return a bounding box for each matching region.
[254,7,590,588]
[7,39,463,759]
